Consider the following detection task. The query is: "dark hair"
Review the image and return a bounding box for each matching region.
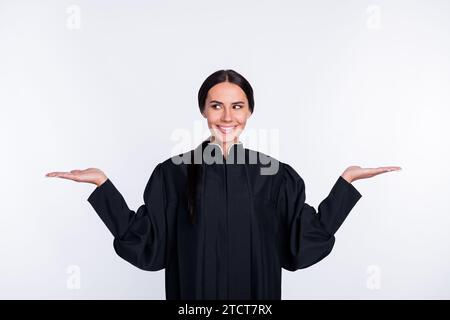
[187,69,255,224]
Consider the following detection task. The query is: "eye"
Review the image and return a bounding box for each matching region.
[211,104,221,109]
[233,105,243,109]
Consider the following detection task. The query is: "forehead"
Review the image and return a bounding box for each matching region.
[206,82,247,101]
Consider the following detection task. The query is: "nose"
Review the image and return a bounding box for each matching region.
[221,107,232,122]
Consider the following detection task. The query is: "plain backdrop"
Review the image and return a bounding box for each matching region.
[1,0,449,299]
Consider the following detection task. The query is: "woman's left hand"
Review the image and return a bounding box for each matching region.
[341,165,402,183]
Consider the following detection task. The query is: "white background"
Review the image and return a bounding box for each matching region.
[1,0,449,299]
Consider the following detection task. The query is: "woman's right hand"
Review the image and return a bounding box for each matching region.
[45,168,108,187]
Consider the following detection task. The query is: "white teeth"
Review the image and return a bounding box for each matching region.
[218,126,235,133]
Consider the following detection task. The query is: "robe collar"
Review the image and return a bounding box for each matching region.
[206,136,243,158]
[192,136,244,164]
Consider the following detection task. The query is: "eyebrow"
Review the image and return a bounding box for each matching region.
[209,100,245,104]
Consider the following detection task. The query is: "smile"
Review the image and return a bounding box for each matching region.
[217,126,236,134]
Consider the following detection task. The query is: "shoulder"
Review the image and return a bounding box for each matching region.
[280,161,303,181]
[245,148,280,168]
[246,148,302,177]
[243,148,306,192]
[158,154,188,178]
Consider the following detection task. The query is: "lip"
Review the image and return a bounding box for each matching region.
[217,125,236,134]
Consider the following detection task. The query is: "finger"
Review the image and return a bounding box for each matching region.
[46,172,76,180]
[45,171,69,177]
[54,173,78,180]
[362,167,387,175]
[366,167,402,178]
[366,166,401,174]
[380,166,402,172]
[70,170,82,174]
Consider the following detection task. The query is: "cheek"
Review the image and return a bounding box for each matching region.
[236,114,249,126]
[205,113,219,125]
[211,117,221,125]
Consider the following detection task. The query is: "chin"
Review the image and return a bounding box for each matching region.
[211,134,235,144]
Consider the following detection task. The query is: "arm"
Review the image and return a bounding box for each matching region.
[87,163,167,271]
[278,164,362,271]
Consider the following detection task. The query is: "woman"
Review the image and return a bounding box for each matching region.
[46,69,401,300]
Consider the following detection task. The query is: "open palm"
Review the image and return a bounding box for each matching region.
[45,168,107,186]
[341,165,402,183]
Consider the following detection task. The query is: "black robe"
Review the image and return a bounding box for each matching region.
[87,138,362,300]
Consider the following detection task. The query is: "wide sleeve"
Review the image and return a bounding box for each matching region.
[87,163,167,271]
[277,163,362,271]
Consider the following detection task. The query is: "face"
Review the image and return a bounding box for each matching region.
[202,82,252,144]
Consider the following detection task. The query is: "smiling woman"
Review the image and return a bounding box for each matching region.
[199,70,254,150]
[45,69,401,300]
